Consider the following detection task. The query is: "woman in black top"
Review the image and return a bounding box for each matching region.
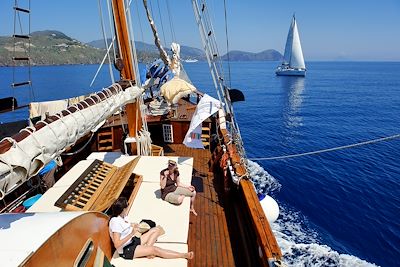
[160,160,197,215]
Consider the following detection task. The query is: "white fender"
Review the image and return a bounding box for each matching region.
[260,195,279,223]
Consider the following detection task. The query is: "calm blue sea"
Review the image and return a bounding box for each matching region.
[1,62,399,266]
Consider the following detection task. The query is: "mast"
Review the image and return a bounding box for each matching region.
[111,0,142,148]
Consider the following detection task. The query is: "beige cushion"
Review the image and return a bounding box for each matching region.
[126,182,190,243]
[111,243,188,267]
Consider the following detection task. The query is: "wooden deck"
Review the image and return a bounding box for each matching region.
[165,144,247,267]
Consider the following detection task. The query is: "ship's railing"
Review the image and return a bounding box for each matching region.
[191,0,248,164]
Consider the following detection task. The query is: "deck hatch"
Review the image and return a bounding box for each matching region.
[54,158,140,212]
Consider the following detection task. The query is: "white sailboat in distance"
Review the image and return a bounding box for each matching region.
[276,14,306,76]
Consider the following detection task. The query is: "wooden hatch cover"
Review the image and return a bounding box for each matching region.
[55,157,141,212]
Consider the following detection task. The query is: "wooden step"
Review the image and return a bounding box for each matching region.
[13,34,30,39]
[98,132,112,137]
[98,139,112,144]
[12,81,31,87]
[98,146,113,151]
[13,57,30,61]
[14,7,30,13]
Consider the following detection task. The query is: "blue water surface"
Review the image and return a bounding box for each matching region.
[0,62,399,266]
[186,61,400,267]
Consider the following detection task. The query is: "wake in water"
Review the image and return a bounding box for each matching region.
[247,160,377,267]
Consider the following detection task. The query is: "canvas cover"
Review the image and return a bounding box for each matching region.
[160,77,197,104]
[0,85,141,196]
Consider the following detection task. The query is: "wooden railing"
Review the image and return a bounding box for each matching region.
[219,128,282,265]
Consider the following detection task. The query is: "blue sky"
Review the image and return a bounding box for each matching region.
[1,0,399,61]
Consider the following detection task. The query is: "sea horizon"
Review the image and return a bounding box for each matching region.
[0,61,399,266]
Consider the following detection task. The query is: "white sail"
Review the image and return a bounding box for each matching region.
[290,17,305,69]
[282,19,294,66]
[276,15,306,76]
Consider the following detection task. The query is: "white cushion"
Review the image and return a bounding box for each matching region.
[87,153,194,185]
[52,160,95,187]
[134,156,193,185]
[26,186,67,212]
[111,243,188,267]
[126,182,190,243]
[86,152,138,167]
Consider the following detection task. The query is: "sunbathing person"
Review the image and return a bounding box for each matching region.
[160,160,197,215]
[109,197,194,260]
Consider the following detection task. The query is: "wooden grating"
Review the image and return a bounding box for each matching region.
[55,157,140,212]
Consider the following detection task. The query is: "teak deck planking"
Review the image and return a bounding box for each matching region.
[165,144,236,267]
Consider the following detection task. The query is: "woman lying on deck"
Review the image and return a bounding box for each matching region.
[160,160,197,215]
[109,197,194,260]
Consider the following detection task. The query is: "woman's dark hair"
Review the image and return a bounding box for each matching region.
[110,197,128,217]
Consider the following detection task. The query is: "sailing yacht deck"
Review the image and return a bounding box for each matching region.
[164,144,237,267]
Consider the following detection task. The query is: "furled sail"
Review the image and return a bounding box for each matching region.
[0,84,141,197]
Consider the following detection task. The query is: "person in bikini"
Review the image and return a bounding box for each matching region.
[109,197,194,260]
[160,160,197,216]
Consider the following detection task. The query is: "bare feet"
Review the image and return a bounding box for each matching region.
[186,251,194,260]
[146,255,155,259]
[190,208,198,216]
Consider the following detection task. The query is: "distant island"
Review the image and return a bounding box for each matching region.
[0,30,282,66]
[222,50,282,61]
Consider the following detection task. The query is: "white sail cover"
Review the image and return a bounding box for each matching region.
[282,16,305,69]
[183,94,221,149]
[0,84,141,196]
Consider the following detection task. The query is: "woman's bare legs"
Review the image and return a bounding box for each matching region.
[140,227,164,246]
[176,193,197,216]
[134,245,194,259]
[190,191,197,216]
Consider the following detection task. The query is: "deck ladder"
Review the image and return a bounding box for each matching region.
[11,0,35,110]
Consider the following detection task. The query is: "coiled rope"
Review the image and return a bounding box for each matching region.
[248,134,400,161]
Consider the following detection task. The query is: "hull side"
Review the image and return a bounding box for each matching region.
[275,68,306,76]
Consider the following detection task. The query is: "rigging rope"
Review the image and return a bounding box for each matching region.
[133,0,145,42]
[248,134,400,161]
[166,0,176,42]
[156,0,167,46]
[97,0,115,84]
[223,0,232,88]
[61,132,96,156]
[107,0,117,60]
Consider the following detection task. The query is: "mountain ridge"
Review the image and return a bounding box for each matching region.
[0,30,282,66]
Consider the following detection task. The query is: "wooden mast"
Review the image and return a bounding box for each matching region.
[111,0,142,152]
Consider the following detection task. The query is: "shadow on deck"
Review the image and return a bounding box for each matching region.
[165,144,257,267]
